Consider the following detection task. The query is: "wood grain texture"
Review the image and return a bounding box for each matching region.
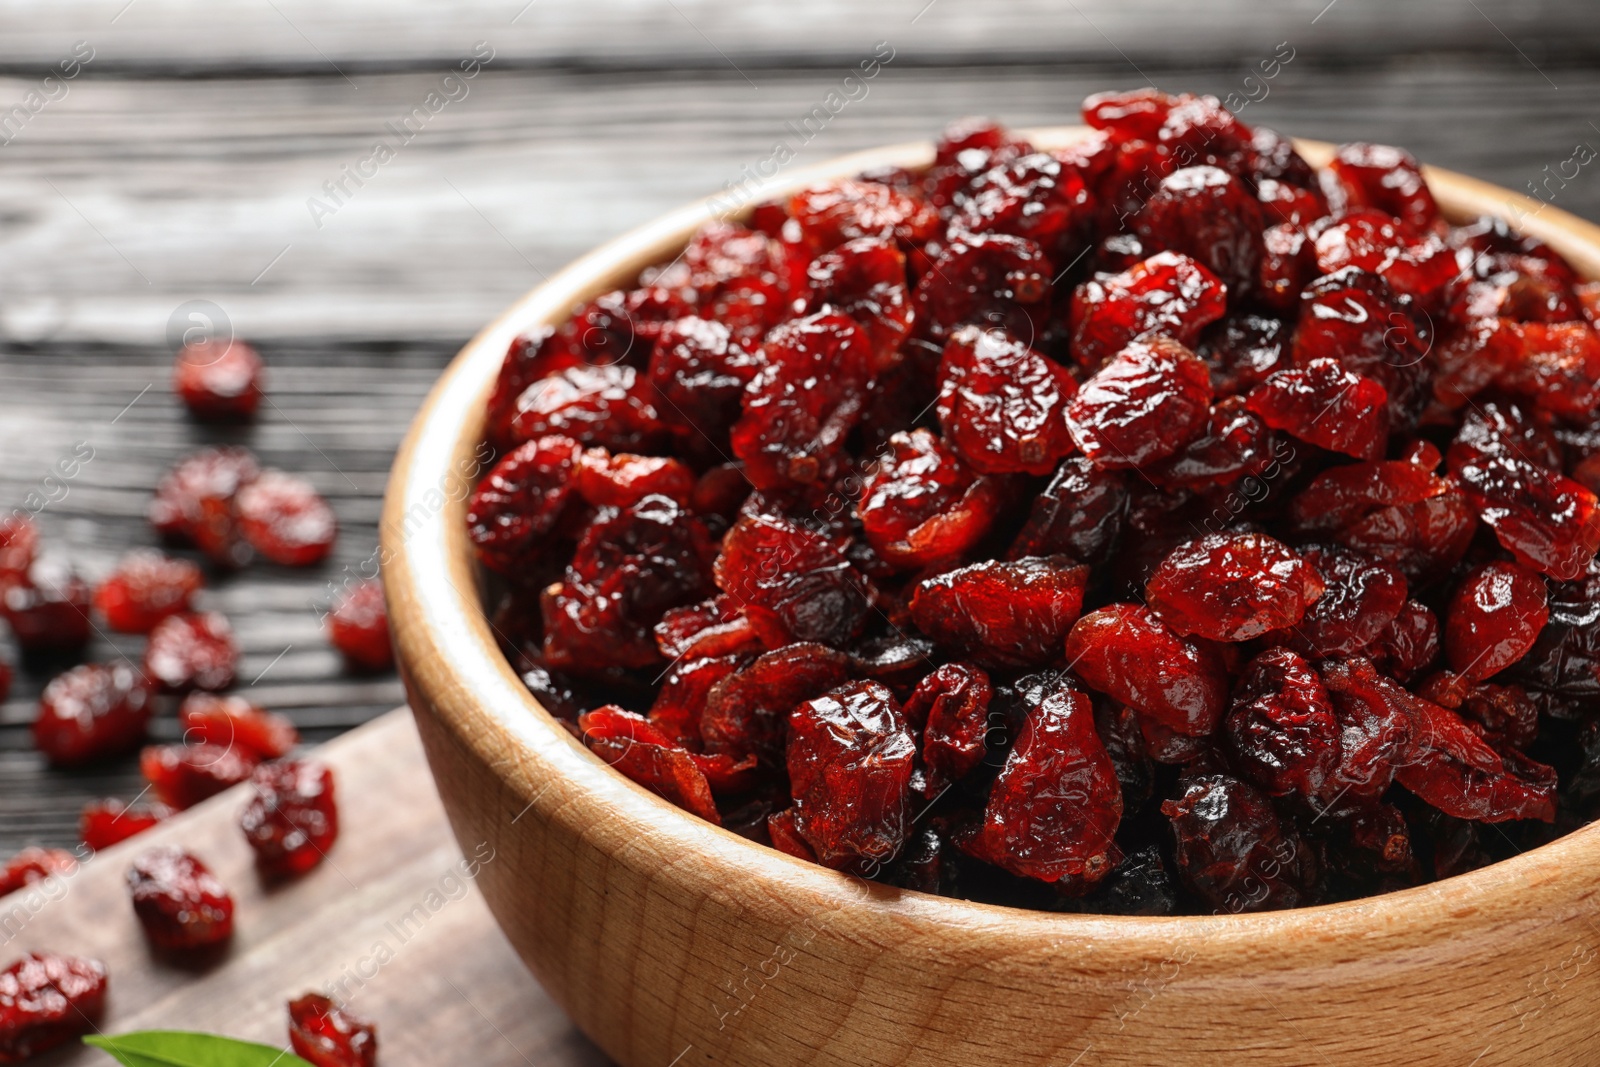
[0,344,451,853]
[3,707,609,1067]
[3,59,1600,344]
[0,0,1594,71]
[384,131,1600,1067]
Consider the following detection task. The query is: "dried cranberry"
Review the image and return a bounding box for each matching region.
[1068,252,1226,372]
[731,312,872,489]
[653,596,762,662]
[647,317,763,455]
[1444,560,1549,681]
[141,742,257,809]
[858,429,997,569]
[912,233,1050,342]
[1066,337,1213,468]
[648,653,745,747]
[1288,458,1449,535]
[33,662,153,766]
[1147,395,1274,488]
[579,706,719,824]
[126,846,234,952]
[1311,209,1456,305]
[701,643,852,764]
[1145,532,1323,642]
[789,180,939,255]
[240,760,339,878]
[1326,142,1441,233]
[1246,357,1389,461]
[1164,774,1317,912]
[1447,447,1600,583]
[787,681,916,871]
[951,151,1089,261]
[80,798,172,851]
[0,953,106,1061]
[1397,695,1556,823]
[1280,544,1407,657]
[713,513,869,650]
[509,364,661,452]
[1370,599,1441,682]
[466,435,582,575]
[180,692,298,760]
[963,680,1121,885]
[937,325,1077,475]
[1009,456,1128,563]
[574,448,693,509]
[327,579,393,672]
[173,339,263,421]
[1132,165,1264,296]
[1315,657,1413,814]
[910,556,1088,669]
[144,611,238,692]
[1065,604,1228,737]
[2,558,92,656]
[1291,268,1431,424]
[0,848,77,895]
[806,237,914,369]
[149,446,260,566]
[1498,321,1600,421]
[289,993,377,1067]
[94,550,203,634]
[236,470,337,567]
[0,517,37,583]
[904,663,992,797]
[1225,648,1339,801]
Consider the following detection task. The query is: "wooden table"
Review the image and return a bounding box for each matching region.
[16,708,611,1066]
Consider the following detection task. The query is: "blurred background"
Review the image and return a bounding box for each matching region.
[1,0,1598,852]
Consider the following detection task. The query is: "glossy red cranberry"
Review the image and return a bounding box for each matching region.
[180,692,298,760]
[509,364,662,452]
[937,325,1077,475]
[236,470,337,566]
[141,743,258,810]
[466,435,582,575]
[574,447,694,509]
[1065,604,1228,737]
[788,180,939,255]
[904,663,992,797]
[713,513,869,651]
[645,317,763,457]
[240,760,339,879]
[1225,648,1339,801]
[288,993,377,1067]
[806,237,914,370]
[0,517,38,583]
[327,579,392,672]
[1311,209,1456,304]
[1068,251,1226,372]
[858,429,997,569]
[2,558,92,656]
[80,798,172,851]
[33,662,153,766]
[1132,165,1264,296]
[126,846,234,953]
[1145,532,1323,642]
[0,848,77,896]
[701,643,852,764]
[0,953,107,1061]
[173,339,264,421]
[1066,337,1213,468]
[94,549,203,634]
[912,233,1050,342]
[962,680,1121,886]
[1246,357,1389,461]
[1164,774,1318,912]
[910,556,1087,669]
[144,611,238,692]
[1327,142,1440,233]
[149,446,261,567]
[1445,561,1549,681]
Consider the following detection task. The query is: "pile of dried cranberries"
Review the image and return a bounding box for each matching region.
[468,89,1600,915]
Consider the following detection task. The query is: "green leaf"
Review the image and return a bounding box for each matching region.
[83,1030,317,1067]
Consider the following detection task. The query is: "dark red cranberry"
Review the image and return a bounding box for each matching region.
[327,579,392,672]
[240,760,339,879]
[126,846,234,953]
[0,953,107,1061]
[179,692,298,761]
[0,848,77,895]
[94,549,203,634]
[236,470,337,567]
[3,558,92,656]
[80,798,172,851]
[33,662,153,766]
[173,339,264,420]
[148,446,261,567]
[144,611,238,692]
[141,743,258,810]
[289,993,377,1067]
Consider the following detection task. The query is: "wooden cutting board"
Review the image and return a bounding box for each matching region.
[8,708,611,1067]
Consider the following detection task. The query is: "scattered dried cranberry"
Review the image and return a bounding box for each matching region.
[327,580,392,672]
[1145,532,1323,642]
[149,446,261,567]
[1246,357,1389,461]
[0,517,38,583]
[1066,337,1212,468]
[2,558,92,656]
[1068,252,1226,371]
[80,798,172,851]
[713,513,868,651]
[0,848,77,896]
[94,549,203,634]
[144,611,238,691]
[180,692,298,760]
[910,556,1087,669]
[33,662,153,766]
[141,743,258,810]
[858,429,997,568]
[1066,604,1228,737]
[466,435,582,575]
[904,663,991,797]
[240,760,339,879]
[289,993,377,1067]
[173,338,264,421]
[126,846,234,953]
[236,470,337,566]
[1164,774,1317,912]
[937,325,1077,475]
[1445,561,1549,681]
[0,953,106,1061]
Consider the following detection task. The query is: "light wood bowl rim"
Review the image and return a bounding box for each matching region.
[382,126,1600,959]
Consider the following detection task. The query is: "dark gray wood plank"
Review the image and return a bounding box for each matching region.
[0,0,1594,72]
[2,57,1598,347]
[0,343,454,853]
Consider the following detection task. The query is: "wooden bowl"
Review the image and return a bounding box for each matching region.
[383,128,1600,1067]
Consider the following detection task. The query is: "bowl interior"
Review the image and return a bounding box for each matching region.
[383,125,1600,953]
